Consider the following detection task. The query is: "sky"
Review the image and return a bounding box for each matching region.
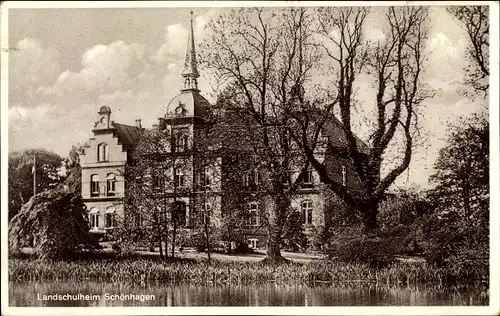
[4,3,489,190]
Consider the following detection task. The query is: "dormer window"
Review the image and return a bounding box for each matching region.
[303,169,313,184]
[97,143,109,162]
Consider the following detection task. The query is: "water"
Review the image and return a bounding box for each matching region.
[9,281,489,306]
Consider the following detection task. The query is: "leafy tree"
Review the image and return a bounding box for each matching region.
[447,6,489,97]
[415,113,488,278]
[8,189,98,259]
[8,148,63,220]
[429,113,489,243]
[57,144,83,194]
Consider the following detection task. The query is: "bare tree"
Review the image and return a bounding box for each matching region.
[201,8,317,262]
[123,128,187,260]
[447,6,489,96]
[288,7,434,232]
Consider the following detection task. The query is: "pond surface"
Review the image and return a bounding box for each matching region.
[9,281,488,307]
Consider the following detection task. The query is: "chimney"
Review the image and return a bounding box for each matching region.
[135,119,142,128]
[158,117,166,130]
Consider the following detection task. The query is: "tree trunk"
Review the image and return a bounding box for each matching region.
[265,224,286,263]
[171,223,177,258]
[264,190,290,263]
[159,238,164,260]
[204,218,211,264]
[263,194,288,264]
[361,201,379,233]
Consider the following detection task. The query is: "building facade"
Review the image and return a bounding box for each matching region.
[80,13,365,249]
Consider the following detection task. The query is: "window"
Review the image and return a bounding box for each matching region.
[105,207,116,228]
[106,173,116,196]
[174,169,185,188]
[303,169,313,184]
[301,200,313,225]
[97,143,109,162]
[134,214,143,227]
[90,174,100,197]
[253,169,260,186]
[248,203,259,226]
[247,238,258,249]
[242,173,250,187]
[201,203,211,225]
[200,166,211,187]
[342,165,347,186]
[173,130,188,152]
[89,208,100,229]
[152,172,164,192]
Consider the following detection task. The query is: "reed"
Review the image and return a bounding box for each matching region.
[9,256,483,286]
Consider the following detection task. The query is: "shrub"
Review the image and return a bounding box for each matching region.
[8,189,99,259]
[307,225,329,251]
[281,209,308,252]
[416,212,489,280]
[327,227,397,268]
[231,241,254,254]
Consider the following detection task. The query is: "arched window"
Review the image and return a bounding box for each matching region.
[301,200,313,225]
[105,207,116,228]
[90,174,100,197]
[97,143,109,162]
[248,202,259,226]
[89,208,100,229]
[106,173,116,196]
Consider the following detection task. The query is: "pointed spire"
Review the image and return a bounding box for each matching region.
[181,10,199,90]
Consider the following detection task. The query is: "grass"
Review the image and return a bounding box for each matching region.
[8,253,478,286]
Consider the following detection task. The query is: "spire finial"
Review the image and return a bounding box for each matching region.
[181,10,199,90]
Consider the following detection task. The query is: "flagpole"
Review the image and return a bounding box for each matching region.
[33,155,36,196]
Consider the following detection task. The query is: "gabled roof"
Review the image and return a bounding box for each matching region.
[322,115,370,155]
[112,122,143,150]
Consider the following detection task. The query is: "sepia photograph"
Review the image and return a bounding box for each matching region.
[1,1,498,315]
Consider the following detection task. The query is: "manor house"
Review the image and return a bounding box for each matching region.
[79,13,366,249]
